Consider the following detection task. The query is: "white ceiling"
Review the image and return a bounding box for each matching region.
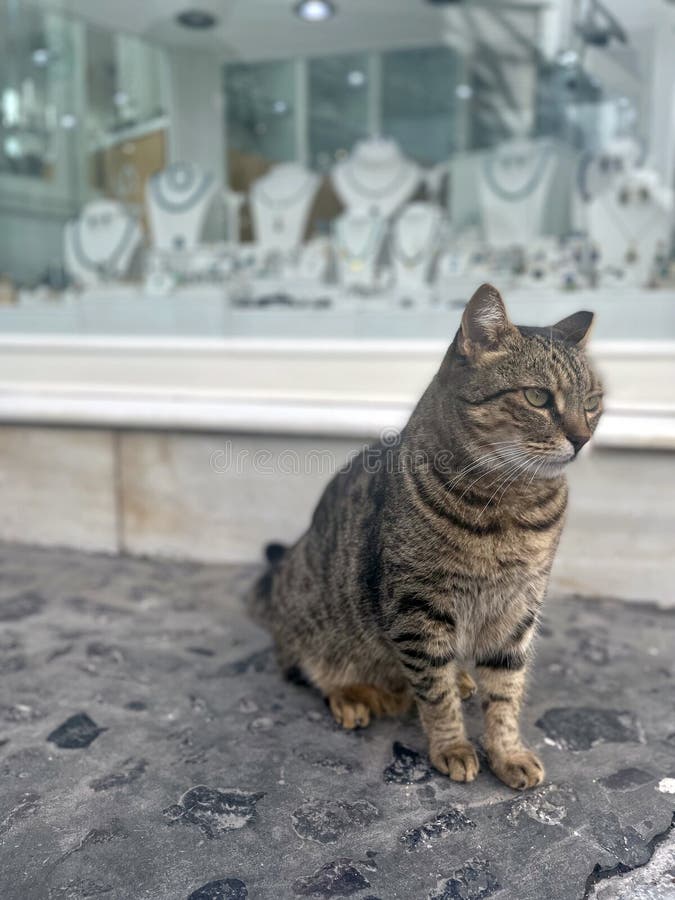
[33,0,547,60]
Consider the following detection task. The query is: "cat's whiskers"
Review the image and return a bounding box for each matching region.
[475,455,534,520]
[446,441,526,500]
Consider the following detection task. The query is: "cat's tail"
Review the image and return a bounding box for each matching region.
[247,542,288,624]
[265,542,288,565]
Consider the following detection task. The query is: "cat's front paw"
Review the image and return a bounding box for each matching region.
[430,740,479,782]
[489,748,544,790]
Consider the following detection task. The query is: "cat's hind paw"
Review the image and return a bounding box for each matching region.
[329,690,371,729]
[457,669,477,700]
[327,684,412,729]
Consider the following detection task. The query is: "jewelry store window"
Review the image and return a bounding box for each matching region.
[0,0,673,443]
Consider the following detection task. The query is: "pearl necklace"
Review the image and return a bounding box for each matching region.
[151,164,214,214]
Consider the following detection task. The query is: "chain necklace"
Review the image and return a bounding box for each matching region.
[341,159,411,199]
[596,191,668,265]
[150,164,215,214]
[392,209,439,268]
[68,214,138,277]
[482,144,552,202]
[254,174,316,234]
[336,216,384,272]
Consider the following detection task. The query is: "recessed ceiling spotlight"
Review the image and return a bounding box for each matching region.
[347,69,366,88]
[455,83,473,100]
[176,9,218,29]
[272,99,289,115]
[294,0,336,23]
[31,48,50,67]
[60,113,77,130]
[557,49,579,67]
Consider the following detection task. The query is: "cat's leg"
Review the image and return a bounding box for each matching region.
[414,661,479,781]
[328,684,412,729]
[475,624,544,790]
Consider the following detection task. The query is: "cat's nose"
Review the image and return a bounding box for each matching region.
[567,433,589,456]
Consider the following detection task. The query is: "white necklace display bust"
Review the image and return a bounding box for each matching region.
[146,161,217,252]
[331,137,421,219]
[391,202,443,289]
[586,168,674,286]
[334,209,387,289]
[477,138,556,245]
[249,162,320,253]
[64,200,142,287]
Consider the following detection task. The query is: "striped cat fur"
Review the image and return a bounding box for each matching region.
[250,283,603,790]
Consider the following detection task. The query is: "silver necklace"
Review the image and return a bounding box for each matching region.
[255,175,315,234]
[483,145,552,202]
[342,159,409,199]
[336,217,383,272]
[393,211,439,268]
[69,215,137,277]
[599,191,666,264]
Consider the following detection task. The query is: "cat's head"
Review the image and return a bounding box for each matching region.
[445,283,603,479]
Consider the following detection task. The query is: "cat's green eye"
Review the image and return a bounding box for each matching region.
[524,388,551,408]
[584,394,602,412]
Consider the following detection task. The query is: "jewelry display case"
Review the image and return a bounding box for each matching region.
[0,0,674,448]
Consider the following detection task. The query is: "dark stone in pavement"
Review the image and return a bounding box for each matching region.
[428,857,500,899]
[293,858,371,896]
[534,707,642,750]
[383,740,433,784]
[599,767,655,791]
[46,712,105,749]
[187,878,248,899]
[0,544,673,900]
[163,786,265,838]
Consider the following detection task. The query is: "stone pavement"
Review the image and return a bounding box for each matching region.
[0,544,673,900]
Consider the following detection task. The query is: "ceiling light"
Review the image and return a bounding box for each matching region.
[31,48,50,67]
[176,9,218,29]
[4,136,22,158]
[294,0,336,23]
[347,70,366,88]
[60,113,77,129]
[455,83,473,100]
[113,91,129,107]
[272,99,289,114]
[558,49,579,67]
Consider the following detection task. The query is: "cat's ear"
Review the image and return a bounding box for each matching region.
[458,283,514,356]
[550,311,595,347]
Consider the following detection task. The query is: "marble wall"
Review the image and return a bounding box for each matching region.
[0,424,673,607]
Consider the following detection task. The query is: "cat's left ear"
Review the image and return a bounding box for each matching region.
[457,283,515,356]
[550,311,595,348]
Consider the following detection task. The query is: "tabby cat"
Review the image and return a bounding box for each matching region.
[250,283,603,790]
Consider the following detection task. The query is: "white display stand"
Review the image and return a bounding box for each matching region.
[586,169,674,286]
[249,163,320,253]
[64,200,142,288]
[334,210,387,289]
[294,236,332,282]
[477,139,557,245]
[390,203,443,291]
[146,161,217,251]
[331,138,421,219]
